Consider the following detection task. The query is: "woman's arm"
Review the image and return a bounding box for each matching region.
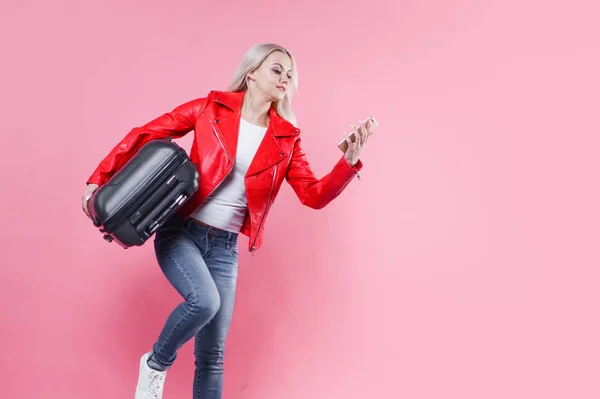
[86,97,207,186]
[285,136,363,209]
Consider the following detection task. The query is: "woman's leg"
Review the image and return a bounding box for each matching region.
[135,222,222,399]
[149,224,222,370]
[187,225,240,399]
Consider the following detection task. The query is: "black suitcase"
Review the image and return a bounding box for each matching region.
[88,137,199,248]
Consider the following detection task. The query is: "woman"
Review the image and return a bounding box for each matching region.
[82,43,375,399]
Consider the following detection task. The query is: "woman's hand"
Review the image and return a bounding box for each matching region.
[82,184,99,219]
[343,117,377,167]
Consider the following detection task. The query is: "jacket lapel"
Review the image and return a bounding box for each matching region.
[210,91,243,163]
[246,108,299,176]
[211,91,300,177]
[246,125,284,176]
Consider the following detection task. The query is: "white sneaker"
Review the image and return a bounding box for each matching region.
[134,352,167,399]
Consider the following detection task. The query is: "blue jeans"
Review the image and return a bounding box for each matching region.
[149,217,239,399]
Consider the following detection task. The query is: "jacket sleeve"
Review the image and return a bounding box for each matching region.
[285,136,363,209]
[86,97,207,186]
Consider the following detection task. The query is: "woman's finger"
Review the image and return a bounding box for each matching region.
[357,120,364,146]
[82,192,93,218]
[357,121,366,146]
[365,118,373,136]
[82,200,90,218]
[362,122,370,144]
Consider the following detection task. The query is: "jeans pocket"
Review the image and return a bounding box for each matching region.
[230,243,239,258]
[155,225,182,245]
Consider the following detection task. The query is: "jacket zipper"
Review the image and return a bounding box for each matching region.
[210,119,233,164]
[250,161,277,255]
[201,119,234,203]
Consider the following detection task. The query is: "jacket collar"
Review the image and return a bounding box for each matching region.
[212,90,300,137]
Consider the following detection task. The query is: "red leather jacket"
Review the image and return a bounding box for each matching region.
[86,90,363,252]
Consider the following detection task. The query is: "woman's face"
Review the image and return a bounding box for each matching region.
[248,51,293,102]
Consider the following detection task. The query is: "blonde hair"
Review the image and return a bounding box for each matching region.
[225,43,298,126]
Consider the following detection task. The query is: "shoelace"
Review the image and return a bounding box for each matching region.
[148,371,166,399]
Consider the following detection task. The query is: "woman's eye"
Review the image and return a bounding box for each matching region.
[273,69,292,79]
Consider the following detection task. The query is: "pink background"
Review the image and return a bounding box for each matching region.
[1,0,599,398]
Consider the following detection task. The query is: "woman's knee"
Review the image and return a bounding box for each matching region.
[187,288,221,320]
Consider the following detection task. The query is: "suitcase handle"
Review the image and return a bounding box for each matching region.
[146,193,188,235]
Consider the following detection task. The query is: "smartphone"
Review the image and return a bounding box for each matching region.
[337,116,379,152]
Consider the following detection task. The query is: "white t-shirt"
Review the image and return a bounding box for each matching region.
[189,118,268,232]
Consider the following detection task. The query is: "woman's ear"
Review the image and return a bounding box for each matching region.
[250,65,264,82]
